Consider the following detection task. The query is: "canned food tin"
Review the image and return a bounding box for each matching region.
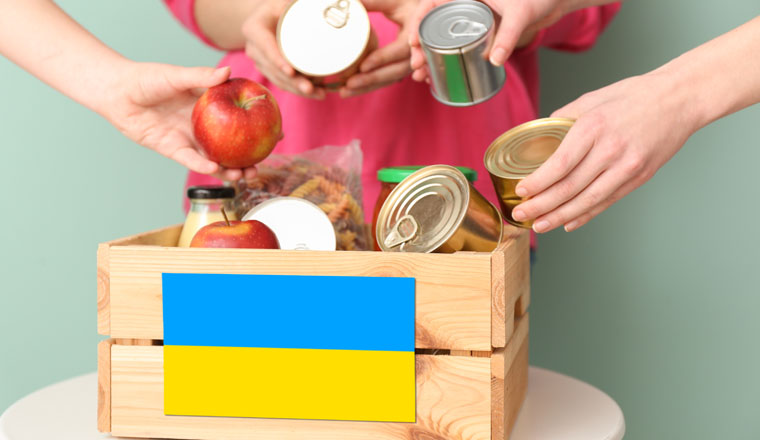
[484,118,574,229]
[277,0,371,89]
[376,165,502,253]
[419,0,505,106]
[241,197,337,250]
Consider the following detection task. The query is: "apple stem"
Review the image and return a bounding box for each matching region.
[221,207,231,226]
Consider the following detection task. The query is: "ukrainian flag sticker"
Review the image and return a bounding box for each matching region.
[162,273,416,422]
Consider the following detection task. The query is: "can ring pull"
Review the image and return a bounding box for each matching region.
[448,19,487,38]
[324,0,350,29]
[383,214,419,249]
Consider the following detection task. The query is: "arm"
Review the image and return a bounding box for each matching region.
[512,16,760,233]
[0,0,246,180]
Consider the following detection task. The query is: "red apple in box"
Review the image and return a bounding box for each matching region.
[190,220,280,249]
[192,78,282,169]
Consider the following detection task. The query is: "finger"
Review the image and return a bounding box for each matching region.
[220,168,243,182]
[410,47,427,70]
[246,43,323,99]
[361,37,410,72]
[563,178,639,232]
[531,165,631,233]
[409,0,450,47]
[515,118,598,198]
[168,145,220,175]
[488,1,530,66]
[511,136,615,222]
[243,167,258,182]
[344,61,410,93]
[245,21,293,77]
[412,65,430,82]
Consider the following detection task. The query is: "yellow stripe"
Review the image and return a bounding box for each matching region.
[164,346,416,422]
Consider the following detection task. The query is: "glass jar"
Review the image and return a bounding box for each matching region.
[371,166,477,251]
[177,186,237,247]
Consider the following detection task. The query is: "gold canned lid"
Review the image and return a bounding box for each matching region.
[376,165,469,253]
[277,0,370,77]
[484,118,574,178]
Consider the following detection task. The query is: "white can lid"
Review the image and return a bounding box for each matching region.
[241,197,337,251]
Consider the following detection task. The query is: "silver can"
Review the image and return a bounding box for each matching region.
[419,0,505,106]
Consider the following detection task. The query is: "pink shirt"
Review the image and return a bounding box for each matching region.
[166,1,619,247]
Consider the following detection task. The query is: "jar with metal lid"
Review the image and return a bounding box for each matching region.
[177,186,237,248]
[371,166,478,250]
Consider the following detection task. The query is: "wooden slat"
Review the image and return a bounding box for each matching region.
[490,226,530,348]
[108,246,494,350]
[110,346,492,440]
[97,339,113,433]
[97,244,110,335]
[490,314,529,440]
[106,224,182,247]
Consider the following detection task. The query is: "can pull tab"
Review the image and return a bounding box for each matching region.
[324,0,350,29]
[383,214,419,249]
[448,19,487,38]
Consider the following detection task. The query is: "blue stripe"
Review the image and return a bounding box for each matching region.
[162,274,415,352]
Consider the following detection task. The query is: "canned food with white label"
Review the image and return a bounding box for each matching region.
[277,0,372,89]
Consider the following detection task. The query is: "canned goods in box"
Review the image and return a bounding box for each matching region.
[484,118,574,229]
[277,0,371,89]
[419,0,505,106]
[376,165,502,253]
[241,197,336,250]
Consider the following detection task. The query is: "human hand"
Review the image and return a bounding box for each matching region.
[340,0,417,98]
[409,0,567,82]
[241,0,326,99]
[104,62,257,182]
[510,72,698,233]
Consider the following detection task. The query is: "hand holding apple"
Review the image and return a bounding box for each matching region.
[192,78,283,169]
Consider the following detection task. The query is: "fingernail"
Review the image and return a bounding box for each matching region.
[515,186,528,197]
[512,210,526,221]
[564,221,578,232]
[299,82,311,94]
[533,220,551,233]
[490,48,507,66]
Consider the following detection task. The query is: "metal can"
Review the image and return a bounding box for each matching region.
[241,197,337,250]
[419,0,505,106]
[277,0,371,89]
[376,165,502,253]
[484,118,574,229]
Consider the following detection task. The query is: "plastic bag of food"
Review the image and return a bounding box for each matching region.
[233,141,370,251]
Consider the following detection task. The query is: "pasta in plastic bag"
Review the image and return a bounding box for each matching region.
[233,141,370,251]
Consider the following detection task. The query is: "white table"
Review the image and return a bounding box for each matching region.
[0,367,624,440]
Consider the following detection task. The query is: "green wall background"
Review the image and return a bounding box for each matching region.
[1,1,758,438]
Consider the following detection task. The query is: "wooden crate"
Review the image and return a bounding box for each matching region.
[97,223,531,440]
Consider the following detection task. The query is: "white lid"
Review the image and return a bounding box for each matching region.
[241,197,337,251]
[278,0,370,76]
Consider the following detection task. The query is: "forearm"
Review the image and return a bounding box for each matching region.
[0,0,130,115]
[194,0,258,50]
[654,16,760,131]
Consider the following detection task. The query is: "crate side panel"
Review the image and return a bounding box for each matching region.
[110,346,491,440]
[97,339,113,432]
[490,314,529,440]
[491,227,530,348]
[109,247,492,350]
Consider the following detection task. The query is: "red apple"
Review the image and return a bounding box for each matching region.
[192,78,282,169]
[190,220,280,249]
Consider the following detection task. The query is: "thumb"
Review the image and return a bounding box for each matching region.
[488,6,529,66]
[167,66,231,91]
